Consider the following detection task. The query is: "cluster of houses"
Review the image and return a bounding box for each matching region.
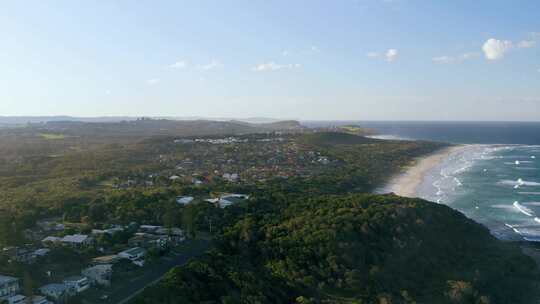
[108,134,336,191]
[166,135,334,186]
[0,274,51,304]
[0,221,188,304]
[174,137,248,145]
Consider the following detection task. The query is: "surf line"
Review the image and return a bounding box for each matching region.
[513,201,534,217]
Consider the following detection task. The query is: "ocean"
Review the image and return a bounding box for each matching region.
[304,121,540,241]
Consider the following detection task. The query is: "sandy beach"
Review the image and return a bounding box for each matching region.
[385,145,468,198]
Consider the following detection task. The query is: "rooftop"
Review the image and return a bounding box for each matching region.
[40,283,68,293]
[120,247,146,255]
[0,274,18,285]
[61,234,89,243]
[63,275,87,282]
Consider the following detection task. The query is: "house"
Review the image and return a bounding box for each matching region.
[92,255,120,265]
[218,194,250,208]
[60,234,93,248]
[222,173,239,182]
[7,294,25,304]
[11,248,35,264]
[63,276,90,294]
[7,295,50,304]
[118,247,146,261]
[2,247,35,264]
[29,296,51,304]
[39,283,69,302]
[33,248,50,257]
[0,275,20,300]
[91,226,124,236]
[176,196,194,205]
[139,225,162,233]
[82,264,112,286]
[41,236,61,247]
[128,233,167,249]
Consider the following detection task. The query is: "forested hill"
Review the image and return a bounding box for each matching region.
[26,119,306,137]
[136,194,540,304]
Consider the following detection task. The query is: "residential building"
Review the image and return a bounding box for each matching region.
[0,275,19,300]
[33,248,50,257]
[7,295,50,304]
[60,234,93,248]
[30,296,51,304]
[39,283,69,302]
[218,194,250,208]
[82,264,112,286]
[128,233,166,249]
[63,276,90,294]
[7,294,25,304]
[41,236,61,247]
[139,225,162,233]
[118,247,146,261]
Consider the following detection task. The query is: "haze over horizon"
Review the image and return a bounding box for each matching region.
[2,0,540,121]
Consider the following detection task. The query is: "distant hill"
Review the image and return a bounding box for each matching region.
[22,118,306,138]
[0,116,292,125]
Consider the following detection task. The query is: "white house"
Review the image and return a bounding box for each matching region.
[7,295,50,304]
[218,194,250,208]
[0,275,19,300]
[63,276,90,294]
[176,196,194,205]
[82,264,112,286]
[222,173,239,182]
[118,247,146,261]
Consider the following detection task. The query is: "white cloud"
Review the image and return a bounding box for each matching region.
[169,61,187,69]
[432,56,454,64]
[432,52,479,64]
[367,52,380,58]
[282,50,289,57]
[482,38,514,60]
[385,49,398,62]
[311,46,321,53]
[517,40,535,49]
[252,62,301,72]
[146,78,160,85]
[198,60,223,70]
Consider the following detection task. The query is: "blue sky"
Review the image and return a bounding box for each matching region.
[1,0,539,120]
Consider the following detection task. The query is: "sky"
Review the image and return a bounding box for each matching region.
[1,0,539,121]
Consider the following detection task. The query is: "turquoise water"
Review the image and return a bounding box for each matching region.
[417,145,540,241]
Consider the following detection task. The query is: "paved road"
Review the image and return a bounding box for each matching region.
[107,240,210,304]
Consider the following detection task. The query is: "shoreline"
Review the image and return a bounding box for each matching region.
[383,145,469,198]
